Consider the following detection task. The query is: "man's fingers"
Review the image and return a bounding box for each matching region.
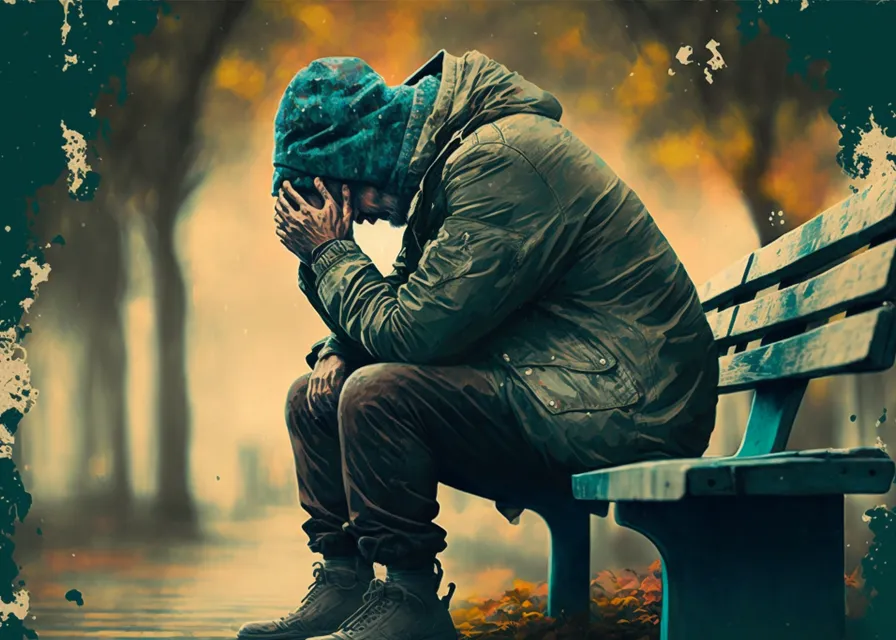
[306,379,319,415]
[277,192,293,214]
[314,177,334,207]
[274,213,291,231]
[275,198,292,216]
[283,181,308,208]
[316,379,336,412]
[341,184,352,223]
[279,190,304,214]
[276,229,293,246]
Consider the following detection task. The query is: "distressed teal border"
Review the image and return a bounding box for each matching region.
[0,1,161,637]
[739,1,896,180]
[0,1,894,639]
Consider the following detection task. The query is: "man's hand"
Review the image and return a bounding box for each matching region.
[275,178,353,263]
[307,354,347,417]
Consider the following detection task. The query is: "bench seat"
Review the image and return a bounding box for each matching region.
[572,446,896,501]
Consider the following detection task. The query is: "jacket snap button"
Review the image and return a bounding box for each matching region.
[599,358,607,365]
[502,354,511,362]
[550,355,556,361]
[548,400,556,407]
[524,368,533,376]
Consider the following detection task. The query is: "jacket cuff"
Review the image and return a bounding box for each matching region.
[305,337,328,369]
[311,239,339,263]
[312,240,361,280]
[316,338,340,361]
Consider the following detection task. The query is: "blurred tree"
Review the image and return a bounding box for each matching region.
[98,0,251,524]
[32,181,133,513]
[33,1,250,524]
[615,0,835,245]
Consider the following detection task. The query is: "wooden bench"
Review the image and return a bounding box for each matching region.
[534,177,896,639]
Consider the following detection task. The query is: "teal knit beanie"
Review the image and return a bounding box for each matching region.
[272,56,440,205]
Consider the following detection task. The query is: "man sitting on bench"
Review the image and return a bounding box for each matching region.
[239,49,720,640]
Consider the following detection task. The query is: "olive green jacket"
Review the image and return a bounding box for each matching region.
[300,50,719,470]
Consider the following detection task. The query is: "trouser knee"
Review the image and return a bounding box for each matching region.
[337,364,415,444]
[285,373,340,440]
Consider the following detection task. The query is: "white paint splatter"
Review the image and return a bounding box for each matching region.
[0,260,48,442]
[2,0,17,5]
[107,0,120,8]
[0,424,13,460]
[0,330,37,439]
[0,589,29,622]
[675,46,694,66]
[853,114,896,181]
[14,257,52,313]
[61,121,91,194]
[62,52,78,72]
[668,68,676,77]
[800,0,809,10]
[89,108,96,117]
[59,0,74,45]
[768,210,786,227]
[706,40,726,71]
[703,39,727,84]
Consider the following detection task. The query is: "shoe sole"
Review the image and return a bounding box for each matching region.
[237,631,332,640]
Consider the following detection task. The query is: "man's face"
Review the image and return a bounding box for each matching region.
[297,179,407,228]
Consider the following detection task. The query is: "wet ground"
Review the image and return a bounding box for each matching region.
[23,508,315,639]
[19,504,545,640]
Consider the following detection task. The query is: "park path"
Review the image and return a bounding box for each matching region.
[23,508,317,639]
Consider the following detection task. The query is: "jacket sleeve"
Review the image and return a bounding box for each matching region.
[310,142,567,364]
[298,263,375,368]
[383,246,410,289]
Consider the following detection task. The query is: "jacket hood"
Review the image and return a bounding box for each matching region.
[270,57,440,198]
[403,50,563,188]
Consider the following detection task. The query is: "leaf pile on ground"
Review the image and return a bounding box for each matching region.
[451,560,663,639]
[453,560,871,639]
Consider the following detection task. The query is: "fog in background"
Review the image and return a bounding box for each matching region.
[17,1,896,605]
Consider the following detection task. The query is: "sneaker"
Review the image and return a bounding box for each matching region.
[308,560,457,640]
[237,562,374,640]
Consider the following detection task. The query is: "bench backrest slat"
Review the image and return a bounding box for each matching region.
[700,179,896,311]
[706,240,896,348]
[718,307,896,393]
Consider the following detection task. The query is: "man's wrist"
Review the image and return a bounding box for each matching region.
[311,239,361,279]
[311,239,339,263]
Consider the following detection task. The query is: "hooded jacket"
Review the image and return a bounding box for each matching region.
[295,50,719,472]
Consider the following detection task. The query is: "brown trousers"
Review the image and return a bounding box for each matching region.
[285,362,577,568]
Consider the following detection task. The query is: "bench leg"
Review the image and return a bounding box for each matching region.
[537,504,592,619]
[616,495,845,640]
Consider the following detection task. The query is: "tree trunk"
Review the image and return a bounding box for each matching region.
[151,219,195,523]
[78,312,132,510]
[58,199,134,514]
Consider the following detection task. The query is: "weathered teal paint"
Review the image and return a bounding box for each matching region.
[701,177,896,310]
[0,0,161,636]
[63,589,84,607]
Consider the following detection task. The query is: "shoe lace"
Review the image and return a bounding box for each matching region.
[281,562,341,620]
[338,579,413,633]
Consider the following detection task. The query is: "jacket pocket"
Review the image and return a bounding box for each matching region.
[500,335,640,414]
